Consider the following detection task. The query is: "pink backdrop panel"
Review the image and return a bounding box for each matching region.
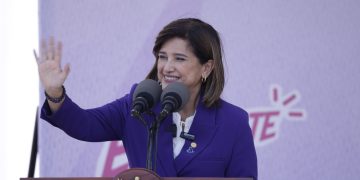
[39,0,360,179]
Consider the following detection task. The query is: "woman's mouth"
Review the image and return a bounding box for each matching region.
[164,75,180,82]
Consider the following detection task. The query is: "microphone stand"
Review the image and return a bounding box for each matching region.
[133,111,163,172]
[146,112,167,172]
[148,115,164,172]
[146,120,157,171]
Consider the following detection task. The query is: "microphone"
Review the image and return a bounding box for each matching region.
[131,79,162,117]
[159,82,190,121]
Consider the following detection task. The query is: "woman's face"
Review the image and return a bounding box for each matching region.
[157,38,211,96]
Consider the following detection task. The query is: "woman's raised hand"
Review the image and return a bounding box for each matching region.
[35,37,70,97]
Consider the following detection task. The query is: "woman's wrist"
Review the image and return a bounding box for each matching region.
[45,86,66,103]
[45,85,63,96]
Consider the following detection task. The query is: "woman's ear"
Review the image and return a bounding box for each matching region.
[202,59,214,77]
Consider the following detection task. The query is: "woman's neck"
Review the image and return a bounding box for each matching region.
[179,87,201,120]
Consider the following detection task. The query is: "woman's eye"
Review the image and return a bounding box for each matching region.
[176,57,185,61]
[158,55,167,60]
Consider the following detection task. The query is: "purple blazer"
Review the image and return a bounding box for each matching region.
[41,84,257,179]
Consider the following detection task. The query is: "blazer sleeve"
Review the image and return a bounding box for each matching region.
[40,85,136,142]
[225,112,258,180]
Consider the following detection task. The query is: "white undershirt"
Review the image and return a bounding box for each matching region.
[172,112,195,158]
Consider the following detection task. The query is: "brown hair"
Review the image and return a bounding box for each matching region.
[146,18,225,107]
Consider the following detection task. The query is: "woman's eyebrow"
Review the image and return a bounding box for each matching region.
[159,51,188,58]
[174,53,188,58]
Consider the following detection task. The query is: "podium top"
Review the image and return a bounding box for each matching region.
[21,178,252,180]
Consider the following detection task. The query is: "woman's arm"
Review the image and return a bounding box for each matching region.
[40,93,131,142]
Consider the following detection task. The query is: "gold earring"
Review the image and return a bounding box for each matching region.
[201,75,207,83]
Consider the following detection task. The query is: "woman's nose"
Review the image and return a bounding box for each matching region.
[163,59,175,72]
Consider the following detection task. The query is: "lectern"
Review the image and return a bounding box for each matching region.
[21,168,253,180]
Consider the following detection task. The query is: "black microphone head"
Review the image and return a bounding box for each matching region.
[132,79,162,113]
[161,82,190,112]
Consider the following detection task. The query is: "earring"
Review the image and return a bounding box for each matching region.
[201,75,207,83]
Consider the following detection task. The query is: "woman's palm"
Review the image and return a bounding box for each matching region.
[36,37,70,90]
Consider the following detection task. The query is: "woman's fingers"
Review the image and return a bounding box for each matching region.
[35,37,68,89]
[40,37,60,61]
[62,63,71,79]
[54,41,62,63]
[38,37,63,65]
[48,36,55,60]
[40,38,47,61]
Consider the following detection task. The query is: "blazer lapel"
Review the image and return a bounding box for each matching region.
[174,101,218,174]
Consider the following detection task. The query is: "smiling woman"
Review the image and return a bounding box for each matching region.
[148,18,224,109]
[38,18,257,179]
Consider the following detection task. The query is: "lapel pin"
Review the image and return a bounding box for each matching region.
[186,146,195,153]
[191,142,197,148]
[186,142,197,153]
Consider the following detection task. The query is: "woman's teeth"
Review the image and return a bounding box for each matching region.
[165,76,179,81]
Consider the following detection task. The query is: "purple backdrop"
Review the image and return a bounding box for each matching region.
[39,0,360,179]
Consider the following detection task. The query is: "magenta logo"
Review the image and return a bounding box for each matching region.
[248,85,306,147]
[96,84,307,176]
[95,141,128,177]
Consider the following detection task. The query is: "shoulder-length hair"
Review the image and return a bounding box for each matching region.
[146,18,225,107]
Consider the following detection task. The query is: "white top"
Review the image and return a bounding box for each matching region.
[172,112,195,158]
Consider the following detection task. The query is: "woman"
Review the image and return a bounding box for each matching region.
[38,18,257,179]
